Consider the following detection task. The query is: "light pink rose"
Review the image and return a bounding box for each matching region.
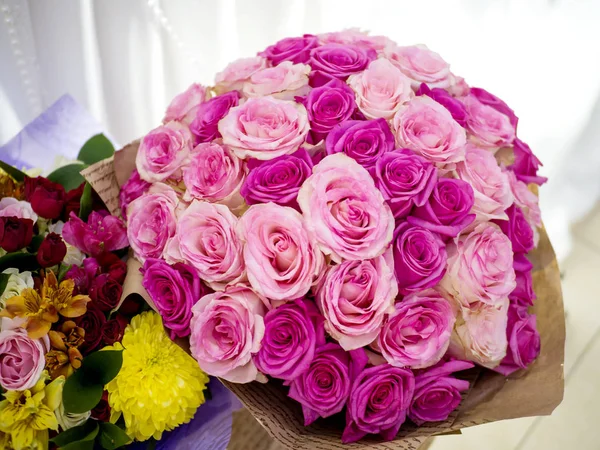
[316,252,397,350]
[0,198,37,223]
[348,58,413,120]
[455,145,513,221]
[127,183,178,263]
[507,170,542,228]
[392,96,466,165]
[242,61,311,100]
[384,45,451,89]
[183,141,247,211]
[136,121,193,183]
[0,317,49,391]
[376,289,455,369]
[219,97,310,160]
[237,203,324,302]
[163,83,209,124]
[190,285,266,383]
[449,298,509,369]
[463,94,516,150]
[318,29,395,53]
[164,200,245,291]
[297,153,395,262]
[214,56,269,94]
[441,222,516,309]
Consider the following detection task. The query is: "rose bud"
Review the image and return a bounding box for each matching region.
[36,232,67,267]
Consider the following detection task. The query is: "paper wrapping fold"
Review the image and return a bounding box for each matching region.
[82,146,565,450]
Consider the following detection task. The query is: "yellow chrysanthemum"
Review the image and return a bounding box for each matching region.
[104,311,209,442]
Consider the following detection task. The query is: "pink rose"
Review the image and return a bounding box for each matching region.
[385,45,451,89]
[190,285,266,383]
[463,94,516,150]
[164,200,245,291]
[214,56,269,94]
[318,29,395,53]
[219,97,310,161]
[377,289,455,369]
[163,83,209,124]
[183,142,247,211]
[0,198,37,223]
[347,58,413,120]
[237,203,324,302]
[136,121,193,182]
[507,170,542,230]
[0,318,49,390]
[127,183,178,263]
[316,253,397,350]
[449,298,509,369]
[455,145,513,221]
[441,223,516,309]
[243,61,311,100]
[298,153,395,262]
[392,96,466,165]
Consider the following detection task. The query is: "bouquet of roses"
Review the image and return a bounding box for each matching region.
[86,29,565,449]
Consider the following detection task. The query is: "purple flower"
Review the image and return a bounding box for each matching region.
[416,83,467,127]
[495,204,534,254]
[259,34,319,65]
[142,258,208,340]
[62,211,128,257]
[309,44,375,81]
[470,87,518,129]
[510,265,535,307]
[343,364,415,443]
[65,265,91,294]
[287,343,367,426]
[304,78,356,142]
[326,118,395,170]
[190,91,240,144]
[119,169,151,219]
[408,178,475,238]
[509,138,548,186]
[240,148,313,209]
[374,149,437,219]
[393,222,447,294]
[513,252,533,273]
[255,298,325,381]
[408,359,474,425]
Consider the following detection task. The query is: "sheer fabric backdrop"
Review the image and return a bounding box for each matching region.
[1,0,600,260]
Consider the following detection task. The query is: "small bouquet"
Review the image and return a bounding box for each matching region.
[87,29,565,449]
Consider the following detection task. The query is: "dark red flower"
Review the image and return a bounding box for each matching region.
[75,305,106,354]
[64,183,86,218]
[96,252,127,284]
[102,314,129,345]
[36,232,67,267]
[24,176,66,219]
[91,391,111,421]
[89,273,123,312]
[0,216,34,252]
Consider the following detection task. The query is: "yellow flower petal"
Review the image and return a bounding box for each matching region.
[43,376,64,412]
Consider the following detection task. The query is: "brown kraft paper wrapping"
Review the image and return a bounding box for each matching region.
[82,145,565,450]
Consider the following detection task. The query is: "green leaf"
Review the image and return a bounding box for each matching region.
[82,350,124,385]
[47,163,88,192]
[98,422,130,450]
[29,234,45,252]
[146,438,157,450]
[0,273,10,297]
[77,134,115,165]
[0,252,38,273]
[50,420,99,448]
[0,160,26,182]
[62,368,104,414]
[78,182,93,221]
[57,263,73,282]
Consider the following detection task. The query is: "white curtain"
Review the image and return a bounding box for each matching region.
[1,0,600,260]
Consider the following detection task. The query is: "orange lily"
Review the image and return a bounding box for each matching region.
[41,271,89,318]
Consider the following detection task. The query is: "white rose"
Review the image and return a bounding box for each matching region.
[0,268,34,308]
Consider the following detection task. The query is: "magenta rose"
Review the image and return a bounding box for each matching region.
[126,184,178,263]
[385,44,451,89]
[408,178,475,238]
[298,153,395,262]
[408,359,474,425]
[142,258,208,340]
[495,204,534,254]
[393,222,447,294]
[237,203,324,302]
[190,91,240,144]
[163,83,208,124]
[416,83,467,127]
[260,34,319,65]
[373,149,437,219]
[288,343,368,426]
[136,121,193,182]
[254,298,325,381]
[304,78,356,141]
[470,87,518,129]
[510,263,535,308]
[241,148,313,209]
[119,169,151,219]
[325,118,395,170]
[309,43,375,81]
[63,211,128,257]
[189,285,266,383]
[494,305,541,376]
[316,254,397,350]
[509,138,548,186]
[463,94,515,150]
[343,364,415,443]
[377,289,455,369]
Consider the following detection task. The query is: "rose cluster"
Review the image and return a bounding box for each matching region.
[125,28,545,444]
